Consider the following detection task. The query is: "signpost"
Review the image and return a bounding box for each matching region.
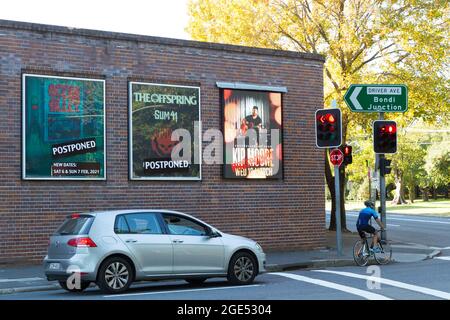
[330,148,344,256]
[344,84,408,242]
[344,84,408,113]
[330,149,344,167]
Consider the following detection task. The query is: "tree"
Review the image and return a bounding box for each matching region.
[187,0,450,229]
[432,152,450,197]
[426,143,450,199]
[389,135,427,204]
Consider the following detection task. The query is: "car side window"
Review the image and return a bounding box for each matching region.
[123,213,163,235]
[163,214,208,236]
[114,215,130,234]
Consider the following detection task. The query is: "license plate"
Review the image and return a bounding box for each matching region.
[49,263,61,270]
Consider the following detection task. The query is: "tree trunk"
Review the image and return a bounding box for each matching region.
[325,150,336,230]
[339,166,348,232]
[432,187,438,200]
[325,150,348,232]
[408,183,415,203]
[391,169,407,204]
[422,187,429,201]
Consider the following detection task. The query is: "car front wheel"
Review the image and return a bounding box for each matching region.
[227,252,257,285]
[97,257,133,294]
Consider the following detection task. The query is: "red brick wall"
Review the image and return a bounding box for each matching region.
[0,20,325,263]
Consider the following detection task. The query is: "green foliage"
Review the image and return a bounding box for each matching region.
[187,0,450,130]
[187,0,450,197]
[390,134,427,189]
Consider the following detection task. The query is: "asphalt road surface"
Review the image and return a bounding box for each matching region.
[2,212,449,300]
[1,254,450,300]
[327,211,450,248]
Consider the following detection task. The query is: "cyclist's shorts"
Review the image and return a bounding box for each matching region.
[357,224,376,238]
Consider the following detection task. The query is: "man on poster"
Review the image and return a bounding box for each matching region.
[241,106,262,145]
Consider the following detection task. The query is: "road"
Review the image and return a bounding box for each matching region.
[1,257,449,300]
[1,213,449,300]
[327,211,450,248]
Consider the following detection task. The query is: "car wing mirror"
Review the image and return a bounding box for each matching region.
[207,229,221,238]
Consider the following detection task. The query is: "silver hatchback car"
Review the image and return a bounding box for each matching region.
[44,210,266,294]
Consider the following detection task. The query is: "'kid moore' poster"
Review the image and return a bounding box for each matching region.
[222,89,283,179]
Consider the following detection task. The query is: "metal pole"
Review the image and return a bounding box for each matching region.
[379,112,387,240]
[367,160,371,200]
[334,164,343,256]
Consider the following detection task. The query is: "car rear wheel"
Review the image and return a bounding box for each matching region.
[59,280,90,292]
[227,252,257,285]
[185,278,207,285]
[97,257,133,294]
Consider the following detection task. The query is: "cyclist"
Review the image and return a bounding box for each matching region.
[356,200,385,253]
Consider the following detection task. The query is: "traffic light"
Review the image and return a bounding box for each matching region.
[342,144,352,165]
[315,108,342,148]
[380,158,392,176]
[373,120,397,154]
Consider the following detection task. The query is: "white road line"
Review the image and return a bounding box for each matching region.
[387,224,400,227]
[382,217,450,225]
[314,270,450,300]
[429,247,450,250]
[435,257,450,261]
[270,272,391,300]
[0,277,43,283]
[104,284,263,298]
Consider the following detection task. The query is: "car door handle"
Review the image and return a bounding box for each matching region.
[172,239,184,244]
[126,239,138,243]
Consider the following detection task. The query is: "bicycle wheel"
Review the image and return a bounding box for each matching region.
[353,240,370,266]
[374,240,392,265]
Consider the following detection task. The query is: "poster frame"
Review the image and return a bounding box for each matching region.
[128,81,202,181]
[220,87,284,180]
[22,73,107,181]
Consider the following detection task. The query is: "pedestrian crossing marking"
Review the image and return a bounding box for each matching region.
[271,272,391,300]
[314,270,450,300]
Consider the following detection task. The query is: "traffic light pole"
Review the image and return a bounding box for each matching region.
[378,112,387,241]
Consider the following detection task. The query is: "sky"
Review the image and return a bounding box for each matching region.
[0,0,191,40]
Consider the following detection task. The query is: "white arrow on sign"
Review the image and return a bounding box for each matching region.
[350,86,362,110]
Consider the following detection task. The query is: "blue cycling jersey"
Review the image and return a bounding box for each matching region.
[356,207,379,227]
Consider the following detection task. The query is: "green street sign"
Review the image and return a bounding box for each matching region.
[344,84,408,113]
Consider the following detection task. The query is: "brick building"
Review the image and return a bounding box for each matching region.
[0,20,325,263]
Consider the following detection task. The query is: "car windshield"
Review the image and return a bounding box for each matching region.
[54,215,94,235]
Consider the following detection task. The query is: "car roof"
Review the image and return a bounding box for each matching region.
[84,209,192,217]
[82,209,213,226]
[72,209,220,232]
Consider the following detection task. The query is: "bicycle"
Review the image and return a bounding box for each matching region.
[353,230,392,266]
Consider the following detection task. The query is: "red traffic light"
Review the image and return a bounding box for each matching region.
[344,145,352,155]
[327,114,335,123]
[373,120,397,154]
[380,124,396,134]
[315,108,342,148]
[318,113,336,124]
[341,144,352,165]
[387,125,396,133]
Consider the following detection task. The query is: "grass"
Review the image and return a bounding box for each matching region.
[326,199,450,217]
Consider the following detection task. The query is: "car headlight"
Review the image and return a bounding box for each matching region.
[255,242,264,252]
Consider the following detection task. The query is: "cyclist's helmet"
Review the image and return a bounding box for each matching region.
[364,200,375,209]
